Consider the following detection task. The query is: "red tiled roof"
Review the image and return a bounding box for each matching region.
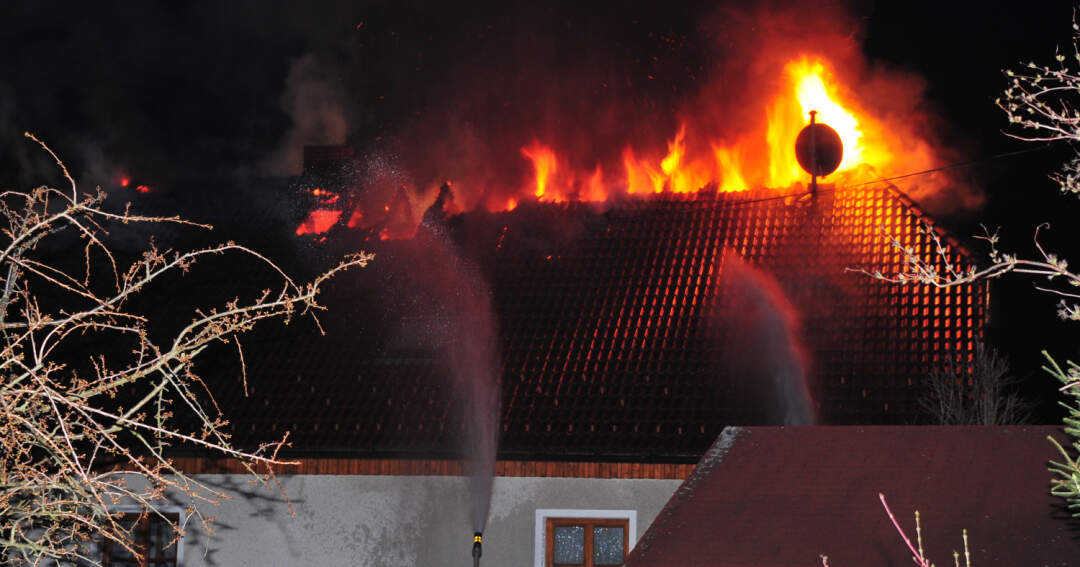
[625,426,1077,567]
[216,184,987,459]
[483,186,984,454]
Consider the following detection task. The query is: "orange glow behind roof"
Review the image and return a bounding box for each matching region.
[500,55,930,210]
[295,54,943,238]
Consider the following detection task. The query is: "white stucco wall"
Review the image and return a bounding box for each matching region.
[177,474,681,566]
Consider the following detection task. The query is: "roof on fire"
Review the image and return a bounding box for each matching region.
[624,425,1079,567]
[210,184,987,461]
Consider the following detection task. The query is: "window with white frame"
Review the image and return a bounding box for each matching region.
[535,509,637,567]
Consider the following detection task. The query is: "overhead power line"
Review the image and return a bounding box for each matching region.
[845,145,1051,189]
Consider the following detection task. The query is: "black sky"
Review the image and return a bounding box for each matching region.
[3,0,1079,416]
[0,2,1070,184]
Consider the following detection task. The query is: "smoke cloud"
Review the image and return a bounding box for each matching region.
[334,1,980,218]
[260,53,350,176]
[0,2,996,230]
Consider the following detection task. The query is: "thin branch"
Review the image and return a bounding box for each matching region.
[0,136,370,564]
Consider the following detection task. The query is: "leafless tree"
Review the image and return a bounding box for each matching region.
[861,9,1080,517]
[0,133,372,564]
[920,343,1028,425]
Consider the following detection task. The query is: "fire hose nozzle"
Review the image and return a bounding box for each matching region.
[473,532,483,559]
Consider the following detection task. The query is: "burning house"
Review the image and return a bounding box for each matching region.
[276,56,988,442]
[167,52,1003,566]
[166,149,989,566]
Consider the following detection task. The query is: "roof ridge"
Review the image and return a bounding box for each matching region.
[630,426,747,560]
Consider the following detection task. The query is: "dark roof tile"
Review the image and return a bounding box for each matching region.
[213,185,986,459]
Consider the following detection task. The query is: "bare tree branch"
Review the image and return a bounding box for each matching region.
[0,134,373,565]
[864,8,1080,519]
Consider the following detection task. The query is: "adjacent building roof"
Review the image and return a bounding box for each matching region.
[215,184,987,461]
[625,425,1078,567]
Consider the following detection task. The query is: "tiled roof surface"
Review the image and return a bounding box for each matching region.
[625,426,1078,567]
[216,185,987,459]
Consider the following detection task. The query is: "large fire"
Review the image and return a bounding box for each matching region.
[522,55,914,203]
[297,54,939,238]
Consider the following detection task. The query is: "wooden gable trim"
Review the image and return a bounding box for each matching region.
[171,457,693,479]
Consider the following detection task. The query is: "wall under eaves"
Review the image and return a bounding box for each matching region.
[177,474,680,566]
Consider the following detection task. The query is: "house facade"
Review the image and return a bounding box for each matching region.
[168,459,686,566]
[128,184,993,565]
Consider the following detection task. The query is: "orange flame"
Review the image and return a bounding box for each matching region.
[296,209,342,235]
[765,57,894,187]
[296,53,945,239]
[521,142,558,200]
[508,55,917,205]
[713,146,747,193]
[623,147,663,194]
[658,125,711,193]
[346,208,363,228]
[311,187,341,204]
[584,165,607,202]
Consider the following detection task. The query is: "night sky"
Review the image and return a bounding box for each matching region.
[3,0,1079,418]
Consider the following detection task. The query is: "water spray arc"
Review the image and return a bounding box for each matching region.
[376,225,500,562]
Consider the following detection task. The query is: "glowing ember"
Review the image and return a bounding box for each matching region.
[296,209,342,235]
[120,177,130,188]
[346,208,363,228]
[310,187,340,204]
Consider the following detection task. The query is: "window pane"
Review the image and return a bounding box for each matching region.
[553,525,585,565]
[149,517,177,560]
[593,526,625,565]
[108,541,138,562]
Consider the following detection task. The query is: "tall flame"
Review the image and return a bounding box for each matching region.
[297,53,944,239]
[713,146,747,193]
[521,142,558,200]
[765,57,894,187]
[506,54,906,205]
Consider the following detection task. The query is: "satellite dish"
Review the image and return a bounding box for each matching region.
[795,112,843,178]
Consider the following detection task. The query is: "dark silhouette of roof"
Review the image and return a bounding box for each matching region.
[216,184,987,461]
[625,426,1079,567]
